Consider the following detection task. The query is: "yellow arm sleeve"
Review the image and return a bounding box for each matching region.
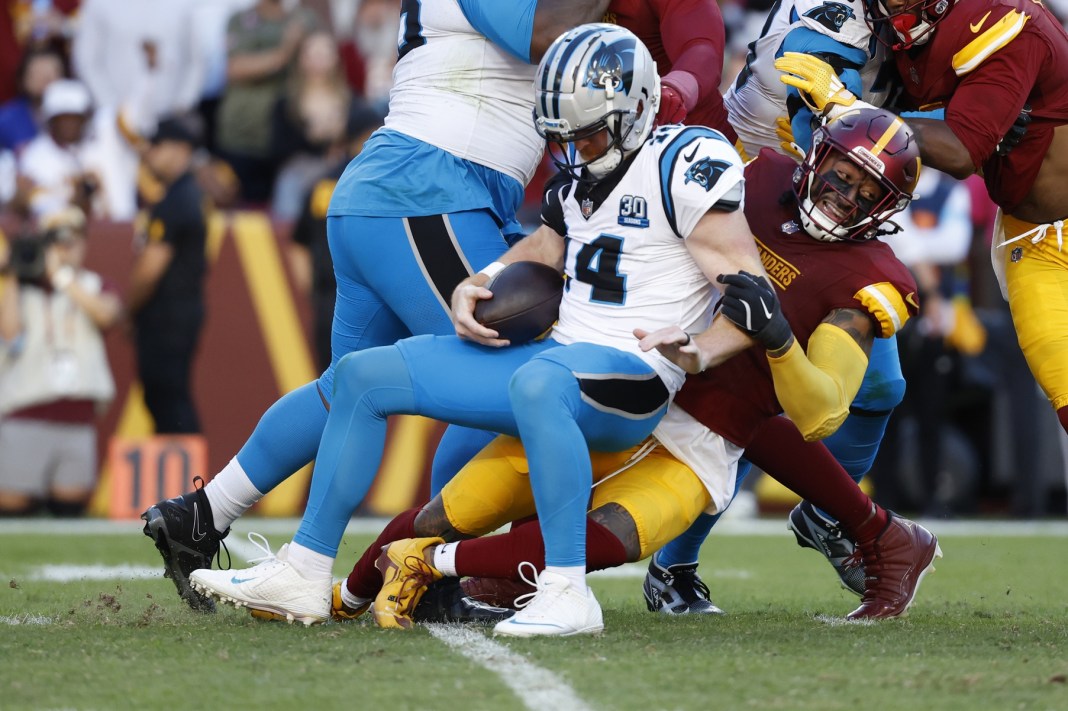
[767,323,869,441]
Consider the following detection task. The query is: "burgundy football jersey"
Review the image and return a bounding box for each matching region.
[673,150,919,447]
[892,0,1068,212]
[606,0,736,140]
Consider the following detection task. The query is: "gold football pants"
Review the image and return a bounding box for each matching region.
[440,435,710,560]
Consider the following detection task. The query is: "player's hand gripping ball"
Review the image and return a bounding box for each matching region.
[474,261,563,344]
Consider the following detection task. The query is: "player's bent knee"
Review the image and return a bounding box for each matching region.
[508,358,574,412]
[332,346,410,406]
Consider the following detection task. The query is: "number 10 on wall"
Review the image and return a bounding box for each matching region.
[106,436,208,519]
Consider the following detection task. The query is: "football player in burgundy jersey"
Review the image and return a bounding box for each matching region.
[605,0,736,140]
[779,0,1068,436]
[335,107,942,625]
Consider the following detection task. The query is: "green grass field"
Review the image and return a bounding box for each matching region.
[2,518,1068,711]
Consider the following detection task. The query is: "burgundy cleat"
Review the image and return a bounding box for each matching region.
[848,513,942,620]
[460,576,533,609]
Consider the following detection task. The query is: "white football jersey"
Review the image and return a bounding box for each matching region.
[723,0,891,159]
[546,125,746,394]
[384,0,544,187]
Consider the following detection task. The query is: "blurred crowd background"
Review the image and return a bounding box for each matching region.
[1,0,1066,520]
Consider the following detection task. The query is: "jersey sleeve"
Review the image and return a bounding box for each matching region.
[539,169,572,236]
[943,12,1046,170]
[457,0,538,62]
[788,0,872,49]
[849,260,919,338]
[657,126,745,238]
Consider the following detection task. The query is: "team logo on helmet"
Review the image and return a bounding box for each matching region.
[803,2,856,32]
[583,38,636,95]
[684,158,732,192]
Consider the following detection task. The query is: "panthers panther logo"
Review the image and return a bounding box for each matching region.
[584,38,636,95]
[684,158,732,192]
[802,2,856,32]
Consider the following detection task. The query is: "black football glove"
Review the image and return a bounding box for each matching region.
[716,271,793,351]
[996,104,1031,157]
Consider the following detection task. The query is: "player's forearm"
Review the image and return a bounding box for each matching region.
[690,314,757,371]
[768,323,867,441]
[498,226,565,273]
[908,117,976,180]
[661,19,724,94]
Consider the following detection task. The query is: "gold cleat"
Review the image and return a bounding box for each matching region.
[332,581,370,622]
[373,537,445,629]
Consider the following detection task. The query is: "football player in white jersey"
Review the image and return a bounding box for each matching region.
[187,24,769,636]
[140,0,618,613]
[724,0,893,160]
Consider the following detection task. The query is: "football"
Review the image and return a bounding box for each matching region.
[474,261,564,343]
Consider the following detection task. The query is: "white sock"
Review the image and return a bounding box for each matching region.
[432,542,459,577]
[285,542,334,581]
[545,565,587,594]
[203,458,263,533]
[340,584,371,610]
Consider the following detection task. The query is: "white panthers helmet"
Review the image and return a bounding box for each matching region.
[534,24,660,181]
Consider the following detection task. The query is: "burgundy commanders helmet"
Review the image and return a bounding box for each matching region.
[866,0,956,50]
[793,106,921,242]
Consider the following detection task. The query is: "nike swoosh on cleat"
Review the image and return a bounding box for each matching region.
[970,11,991,32]
[230,576,257,584]
[192,503,208,542]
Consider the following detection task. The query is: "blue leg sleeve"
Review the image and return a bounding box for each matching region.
[235,382,329,492]
[509,359,595,569]
[294,347,417,557]
[656,460,753,567]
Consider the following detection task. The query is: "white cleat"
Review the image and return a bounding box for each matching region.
[189,534,331,626]
[493,564,604,638]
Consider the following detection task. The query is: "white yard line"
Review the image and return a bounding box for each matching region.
[426,624,596,711]
[19,564,162,582]
[1,614,54,625]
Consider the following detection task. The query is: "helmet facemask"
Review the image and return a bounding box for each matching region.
[795,135,911,242]
[867,0,953,50]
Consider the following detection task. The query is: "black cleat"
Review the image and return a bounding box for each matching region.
[141,476,229,611]
[788,501,865,597]
[643,558,725,615]
[412,578,513,624]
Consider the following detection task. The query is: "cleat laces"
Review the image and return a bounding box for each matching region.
[192,475,231,570]
[512,561,544,609]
